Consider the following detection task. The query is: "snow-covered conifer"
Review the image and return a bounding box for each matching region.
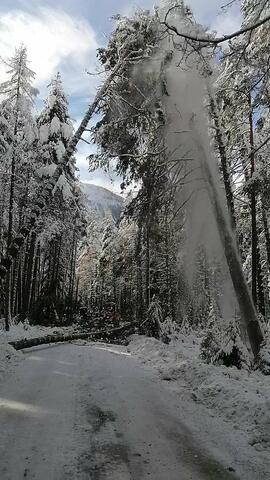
[37,72,76,201]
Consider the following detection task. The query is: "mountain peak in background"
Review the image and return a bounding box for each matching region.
[80,182,124,222]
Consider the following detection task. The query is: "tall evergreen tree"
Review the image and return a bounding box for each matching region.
[33,73,83,323]
[0,45,38,329]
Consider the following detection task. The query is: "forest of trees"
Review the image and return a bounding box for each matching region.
[1,0,270,368]
[0,49,85,328]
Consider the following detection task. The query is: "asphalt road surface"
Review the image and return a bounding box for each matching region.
[0,342,255,479]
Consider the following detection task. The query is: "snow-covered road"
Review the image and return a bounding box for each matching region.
[0,342,261,479]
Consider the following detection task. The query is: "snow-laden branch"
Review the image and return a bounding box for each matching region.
[162,7,270,45]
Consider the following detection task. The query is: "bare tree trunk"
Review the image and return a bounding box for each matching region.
[17,253,23,317]
[74,277,79,306]
[11,256,20,317]
[256,244,265,317]
[4,272,11,331]
[164,213,170,318]
[209,95,237,231]
[262,199,270,270]
[29,242,40,311]
[25,231,37,314]
[135,223,144,322]
[0,186,6,256]
[68,228,77,302]
[53,238,62,299]
[248,102,258,307]
[145,221,151,313]
[21,235,31,318]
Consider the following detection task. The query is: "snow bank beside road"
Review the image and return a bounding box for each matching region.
[0,341,23,381]
[128,334,270,453]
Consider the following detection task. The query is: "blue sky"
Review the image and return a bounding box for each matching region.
[0,0,241,192]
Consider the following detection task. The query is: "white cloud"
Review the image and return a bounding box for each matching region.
[185,1,242,46]
[212,11,242,38]
[186,0,241,24]
[0,7,98,93]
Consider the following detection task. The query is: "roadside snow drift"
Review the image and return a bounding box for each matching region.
[128,334,270,454]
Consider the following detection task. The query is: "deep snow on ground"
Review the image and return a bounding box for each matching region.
[128,334,270,458]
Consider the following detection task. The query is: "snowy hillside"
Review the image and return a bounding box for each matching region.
[80,183,124,222]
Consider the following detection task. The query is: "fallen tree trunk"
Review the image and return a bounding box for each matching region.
[9,322,136,351]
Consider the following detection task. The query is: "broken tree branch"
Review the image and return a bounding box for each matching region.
[162,6,270,45]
